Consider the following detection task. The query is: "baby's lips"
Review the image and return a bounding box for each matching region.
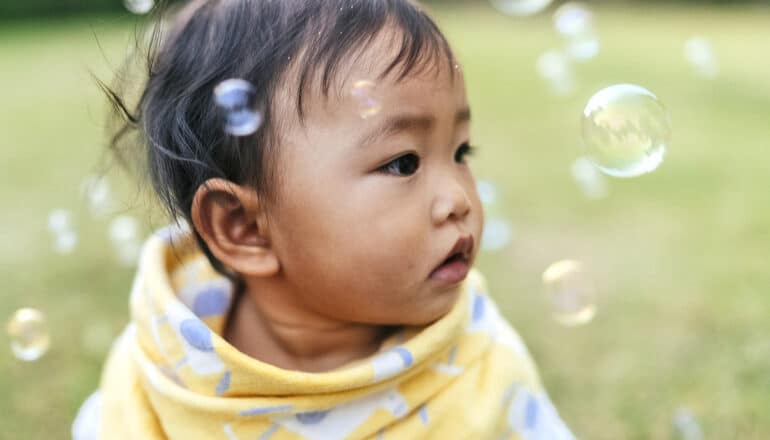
[432,234,474,273]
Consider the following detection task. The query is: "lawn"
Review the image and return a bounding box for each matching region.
[1,3,769,439]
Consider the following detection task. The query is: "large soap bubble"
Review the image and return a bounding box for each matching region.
[582,84,671,178]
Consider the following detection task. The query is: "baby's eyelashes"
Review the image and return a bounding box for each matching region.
[455,143,477,164]
[379,153,421,176]
[377,143,477,177]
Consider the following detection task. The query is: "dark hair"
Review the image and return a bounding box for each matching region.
[101,0,456,282]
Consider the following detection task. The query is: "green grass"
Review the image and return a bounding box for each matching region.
[2,4,769,439]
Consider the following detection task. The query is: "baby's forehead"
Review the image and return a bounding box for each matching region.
[274,28,460,126]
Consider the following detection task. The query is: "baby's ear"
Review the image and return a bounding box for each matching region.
[191,178,279,277]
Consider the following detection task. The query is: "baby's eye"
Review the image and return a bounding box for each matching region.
[455,143,477,163]
[379,153,421,176]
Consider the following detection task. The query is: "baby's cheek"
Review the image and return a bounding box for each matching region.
[377,242,421,272]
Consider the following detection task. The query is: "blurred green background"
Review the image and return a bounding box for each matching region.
[1,1,769,439]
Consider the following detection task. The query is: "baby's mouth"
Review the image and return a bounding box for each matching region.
[430,236,474,284]
[438,252,467,268]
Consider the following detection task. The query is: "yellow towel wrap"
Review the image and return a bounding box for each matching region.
[72,225,574,440]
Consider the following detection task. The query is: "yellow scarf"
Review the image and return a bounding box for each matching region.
[79,225,574,439]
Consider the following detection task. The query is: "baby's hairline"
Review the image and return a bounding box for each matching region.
[271,23,459,133]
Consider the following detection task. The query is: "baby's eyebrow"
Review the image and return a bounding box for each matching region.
[357,107,471,149]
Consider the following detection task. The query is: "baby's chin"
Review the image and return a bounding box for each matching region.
[389,286,462,327]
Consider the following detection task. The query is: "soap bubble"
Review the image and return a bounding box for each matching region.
[214,79,263,137]
[565,32,600,61]
[571,156,609,200]
[124,0,154,15]
[554,2,600,61]
[350,80,382,119]
[109,215,143,267]
[109,215,139,243]
[6,308,51,362]
[476,180,498,207]
[53,230,79,255]
[582,84,671,178]
[554,2,593,35]
[542,260,596,326]
[48,209,78,255]
[481,218,513,252]
[684,37,719,79]
[48,209,72,233]
[536,50,575,96]
[81,174,116,218]
[490,0,553,16]
[672,407,704,440]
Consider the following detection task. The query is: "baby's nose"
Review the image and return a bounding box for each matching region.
[430,179,471,225]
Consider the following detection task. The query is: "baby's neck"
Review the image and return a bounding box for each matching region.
[224,281,399,373]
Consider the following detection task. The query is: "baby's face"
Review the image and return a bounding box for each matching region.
[268,40,483,326]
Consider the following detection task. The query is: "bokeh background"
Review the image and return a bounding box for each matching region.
[2,0,769,438]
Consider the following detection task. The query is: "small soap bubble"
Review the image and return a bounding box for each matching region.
[476,180,498,207]
[542,260,596,326]
[81,175,116,218]
[536,50,575,96]
[214,79,263,137]
[490,0,553,16]
[6,308,51,362]
[554,2,593,36]
[582,84,671,178]
[124,0,154,15]
[554,2,600,61]
[672,407,704,440]
[565,33,600,61]
[53,230,79,255]
[684,37,719,79]
[109,215,139,243]
[47,209,72,233]
[481,218,513,252]
[109,215,142,267]
[350,80,382,119]
[571,156,609,200]
[47,209,78,255]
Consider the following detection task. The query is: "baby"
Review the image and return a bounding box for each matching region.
[73,0,575,439]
